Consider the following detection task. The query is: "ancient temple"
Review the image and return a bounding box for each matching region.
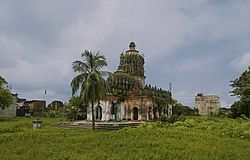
[87,42,172,121]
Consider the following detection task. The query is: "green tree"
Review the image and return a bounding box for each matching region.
[172,102,193,116]
[230,66,250,118]
[70,50,110,130]
[67,96,87,120]
[0,76,13,110]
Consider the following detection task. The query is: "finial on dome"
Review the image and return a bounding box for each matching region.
[129,42,136,50]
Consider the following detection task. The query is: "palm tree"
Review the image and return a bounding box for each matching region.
[70,50,110,130]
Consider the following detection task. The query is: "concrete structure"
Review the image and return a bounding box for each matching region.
[16,98,28,117]
[87,42,172,121]
[0,94,18,117]
[47,100,64,110]
[195,93,219,115]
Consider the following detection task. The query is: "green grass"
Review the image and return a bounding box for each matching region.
[0,117,249,160]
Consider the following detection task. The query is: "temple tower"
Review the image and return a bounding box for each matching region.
[117,42,145,86]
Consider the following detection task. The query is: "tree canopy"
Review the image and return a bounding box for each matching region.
[230,66,250,118]
[0,76,13,110]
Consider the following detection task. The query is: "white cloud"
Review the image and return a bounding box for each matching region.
[220,100,232,109]
[231,52,250,70]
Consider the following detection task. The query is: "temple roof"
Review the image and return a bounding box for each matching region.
[125,41,139,54]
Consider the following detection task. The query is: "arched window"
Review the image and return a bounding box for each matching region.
[95,106,102,121]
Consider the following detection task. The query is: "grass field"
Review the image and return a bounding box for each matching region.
[0,117,249,160]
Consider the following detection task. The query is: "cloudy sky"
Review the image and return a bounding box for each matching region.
[1,0,250,107]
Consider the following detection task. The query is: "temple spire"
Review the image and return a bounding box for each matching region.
[129,42,136,50]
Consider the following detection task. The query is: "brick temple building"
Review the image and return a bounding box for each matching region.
[87,42,173,121]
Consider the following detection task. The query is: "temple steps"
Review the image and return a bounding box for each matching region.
[53,121,143,131]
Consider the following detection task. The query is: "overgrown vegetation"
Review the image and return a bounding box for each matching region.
[0,76,13,110]
[44,96,87,121]
[230,66,250,118]
[0,117,249,160]
[156,115,250,139]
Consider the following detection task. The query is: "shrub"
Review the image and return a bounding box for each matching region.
[44,107,67,118]
[157,115,179,124]
[158,115,168,123]
[65,106,81,121]
[167,115,179,123]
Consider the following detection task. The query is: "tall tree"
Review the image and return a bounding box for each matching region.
[0,76,13,110]
[70,50,110,130]
[230,66,250,118]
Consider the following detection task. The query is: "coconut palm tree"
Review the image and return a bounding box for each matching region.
[70,50,110,130]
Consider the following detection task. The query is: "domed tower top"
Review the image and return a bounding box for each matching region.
[117,42,145,86]
[126,42,139,53]
[129,42,136,50]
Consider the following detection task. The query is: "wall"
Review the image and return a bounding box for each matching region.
[0,94,17,117]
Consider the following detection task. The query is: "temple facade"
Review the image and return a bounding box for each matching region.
[87,42,172,121]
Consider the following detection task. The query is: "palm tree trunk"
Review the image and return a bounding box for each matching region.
[91,100,95,130]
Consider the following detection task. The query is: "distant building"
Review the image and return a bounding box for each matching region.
[0,94,18,117]
[16,98,29,117]
[26,100,46,117]
[47,100,64,110]
[195,93,219,115]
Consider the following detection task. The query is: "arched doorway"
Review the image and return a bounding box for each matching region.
[148,106,153,120]
[153,107,158,119]
[133,107,138,120]
[111,103,117,121]
[95,106,102,121]
[163,107,166,115]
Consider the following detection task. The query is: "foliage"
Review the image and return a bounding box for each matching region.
[172,116,250,139]
[209,108,235,118]
[158,115,169,123]
[70,50,111,129]
[149,89,172,111]
[44,107,67,118]
[107,71,140,121]
[108,71,140,96]
[172,103,195,116]
[0,76,13,110]
[230,67,250,118]
[45,97,88,121]
[0,117,249,160]
[65,106,81,121]
[230,101,250,118]
[67,96,87,120]
[158,115,185,124]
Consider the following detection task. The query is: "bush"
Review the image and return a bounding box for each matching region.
[158,115,179,124]
[158,115,168,123]
[65,106,81,121]
[241,114,248,120]
[0,117,16,122]
[167,115,179,123]
[44,107,67,118]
